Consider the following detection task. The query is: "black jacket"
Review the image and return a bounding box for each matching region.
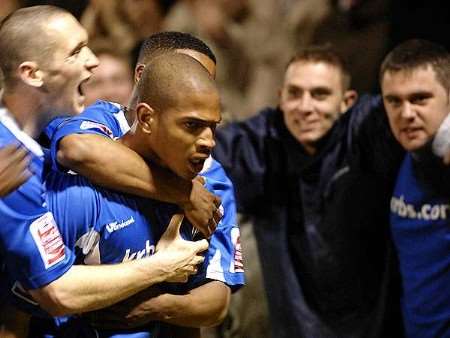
[213,95,405,338]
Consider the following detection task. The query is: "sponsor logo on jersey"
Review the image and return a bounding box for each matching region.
[106,216,135,233]
[391,195,450,221]
[122,240,155,262]
[29,212,65,269]
[230,227,244,273]
[79,121,113,138]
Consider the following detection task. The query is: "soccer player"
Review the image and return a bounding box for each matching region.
[51,32,222,237]
[27,53,244,337]
[0,4,207,327]
[381,39,450,338]
[41,32,242,336]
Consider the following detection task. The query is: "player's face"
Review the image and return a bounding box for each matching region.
[150,90,221,180]
[83,53,133,106]
[279,61,349,154]
[382,66,450,151]
[40,14,99,115]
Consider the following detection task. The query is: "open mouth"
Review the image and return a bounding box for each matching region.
[77,84,84,98]
[189,157,207,173]
[78,77,91,97]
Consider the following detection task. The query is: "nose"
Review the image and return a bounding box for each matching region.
[297,92,314,114]
[196,128,216,152]
[85,47,100,71]
[400,102,416,120]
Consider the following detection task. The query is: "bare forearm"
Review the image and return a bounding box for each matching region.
[58,135,191,204]
[147,282,231,328]
[30,255,171,317]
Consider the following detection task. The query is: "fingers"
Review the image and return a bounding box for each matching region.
[0,145,28,168]
[193,238,209,253]
[213,196,221,208]
[205,206,222,235]
[0,144,20,159]
[193,175,205,185]
[161,213,184,241]
[0,146,32,196]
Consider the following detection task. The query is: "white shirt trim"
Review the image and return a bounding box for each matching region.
[0,106,43,157]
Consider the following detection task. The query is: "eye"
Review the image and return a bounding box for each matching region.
[69,44,87,59]
[184,121,201,131]
[311,89,331,100]
[385,96,401,108]
[411,94,430,105]
[286,86,301,98]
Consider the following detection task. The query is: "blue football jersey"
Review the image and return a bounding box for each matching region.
[47,100,128,172]
[34,101,244,337]
[390,153,450,338]
[46,100,244,288]
[0,107,75,291]
[33,165,242,337]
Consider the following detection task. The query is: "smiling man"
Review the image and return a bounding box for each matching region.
[381,39,450,338]
[213,45,405,338]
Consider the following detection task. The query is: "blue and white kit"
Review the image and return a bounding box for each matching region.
[29,100,244,337]
[0,107,74,291]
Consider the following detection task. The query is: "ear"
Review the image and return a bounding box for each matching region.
[277,87,283,100]
[136,102,155,134]
[134,63,145,83]
[18,61,43,87]
[340,90,358,113]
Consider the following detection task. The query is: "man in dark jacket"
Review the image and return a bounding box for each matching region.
[212,45,405,338]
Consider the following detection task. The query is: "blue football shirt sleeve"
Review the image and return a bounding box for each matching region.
[48,101,123,172]
[0,180,75,290]
[188,160,245,292]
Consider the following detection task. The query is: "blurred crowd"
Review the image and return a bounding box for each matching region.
[1,0,449,120]
[1,0,396,120]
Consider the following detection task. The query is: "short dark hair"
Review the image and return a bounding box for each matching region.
[0,5,68,85]
[137,31,216,66]
[380,39,450,92]
[286,44,352,91]
[137,53,216,112]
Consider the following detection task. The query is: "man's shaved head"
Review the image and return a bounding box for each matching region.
[137,53,218,112]
[126,53,220,180]
[0,5,69,84]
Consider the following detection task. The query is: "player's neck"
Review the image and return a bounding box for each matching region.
[119,130,161,167]
[1,88,41,138]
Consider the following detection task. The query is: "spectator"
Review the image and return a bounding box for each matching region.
[164,0,330,119]
[83,48,133,107]
[213,45,405,338]
[81,0,176,62]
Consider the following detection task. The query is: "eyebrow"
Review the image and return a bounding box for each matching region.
[68,41,86,56]
[384,91,433,100]
[183,116,222,124]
